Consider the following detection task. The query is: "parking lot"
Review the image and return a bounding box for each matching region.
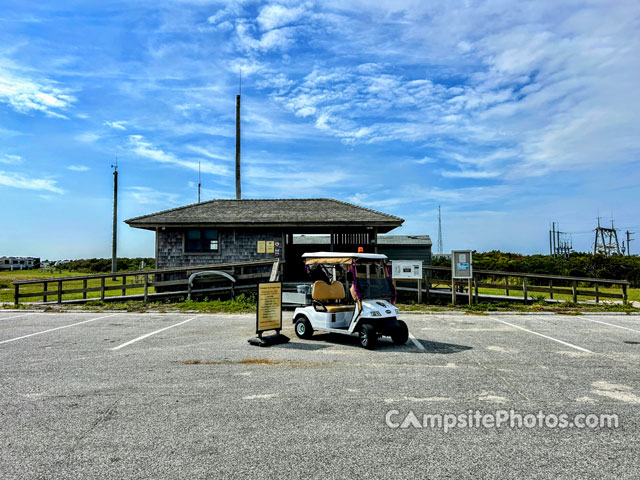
[1,309,639,479]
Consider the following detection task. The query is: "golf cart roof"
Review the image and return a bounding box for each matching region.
[303,252,388,265]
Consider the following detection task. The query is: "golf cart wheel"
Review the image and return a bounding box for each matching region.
[391,320,409,345]
[295,317,313,339]
[359,323,377,350]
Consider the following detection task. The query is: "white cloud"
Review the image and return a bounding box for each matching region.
[0,170,64,194]
[257,4,308,31]
[126,186,182,206]
[75,132,100,143]
[0,67,75,118]
[128,135,231,176]
[0,154,22,165]
[104,120,128,131]
[67,165,90,172]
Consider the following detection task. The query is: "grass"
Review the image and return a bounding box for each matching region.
[0,269,156,303]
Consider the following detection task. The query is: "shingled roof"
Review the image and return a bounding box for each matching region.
[125,199,404,232]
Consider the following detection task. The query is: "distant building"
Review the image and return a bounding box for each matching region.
[0,257,40,271]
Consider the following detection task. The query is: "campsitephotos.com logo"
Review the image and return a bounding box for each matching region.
[385,409,619,433]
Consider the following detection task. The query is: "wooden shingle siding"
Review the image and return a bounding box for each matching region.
[157,229,282,269]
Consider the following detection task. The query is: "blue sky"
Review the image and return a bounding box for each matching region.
[1,0,639,259]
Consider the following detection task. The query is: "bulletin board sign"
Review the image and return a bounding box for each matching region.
[256,282,282,334]
[391,260,423,279]
[257,241,266,253]
[451,250,473,279]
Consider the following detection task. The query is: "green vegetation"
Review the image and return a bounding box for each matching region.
[48,257,155,273]
[433,251,640,287]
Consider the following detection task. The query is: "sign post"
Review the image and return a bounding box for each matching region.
[248,282,290,347]
[451,250,473,305]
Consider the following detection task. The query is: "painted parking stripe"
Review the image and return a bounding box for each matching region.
[112,316,199,351]
[408,331,426,351]
[577,316,640,334]
[0,313,119,345]
[0,313,37,321]
[486,316,592,353]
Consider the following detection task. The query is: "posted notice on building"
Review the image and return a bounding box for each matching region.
[257,282,282,333]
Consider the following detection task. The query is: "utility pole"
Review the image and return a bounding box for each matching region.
[627,231,634,256]
[235,70,242,200]
[437,205,443,254]
[198,161,201,203]
[111,160,118,274]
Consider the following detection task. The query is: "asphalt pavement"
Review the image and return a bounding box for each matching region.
[1,310,639,479]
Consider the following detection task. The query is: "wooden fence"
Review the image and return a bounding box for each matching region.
[423,265,630,304]
[13,259,280,306]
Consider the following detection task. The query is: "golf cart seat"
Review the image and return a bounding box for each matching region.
[312,281,356,313]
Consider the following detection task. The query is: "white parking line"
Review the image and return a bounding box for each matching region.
[487,316,592,353]
[577,316,640,334]
[408,331,426,351]
[0,313,119,345]
[112,316,199,351]
[0,313,37,321]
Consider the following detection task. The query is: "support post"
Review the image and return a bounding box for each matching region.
[100,277,105,301]
[505,276,509,297]
[43,281,48,303]
[572,281,577,303]
[595,283,599,303]
[417,279,422,304]
[83,279,87,300]
[468,277,473,306]
[522,278,528,304]
[425,270,430,303]
[14,284,19,307]
[549,280,553,300]
[235,94,241,200]
[144,274,149,303]
[451,278,456,305]
[121,275,126,297]
[57,280,62,304]
[622,284,628,304]
[474,277,479,303]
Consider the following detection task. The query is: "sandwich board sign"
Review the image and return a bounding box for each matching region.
[451,250,473,279]
[248,282,289,347]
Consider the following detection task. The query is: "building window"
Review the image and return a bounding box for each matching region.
[185,229,219,253]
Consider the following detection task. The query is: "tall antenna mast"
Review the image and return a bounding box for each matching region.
[197,161,201,203]
[235,69,242,200]
[111,159,118,274]
[437,205,443,254]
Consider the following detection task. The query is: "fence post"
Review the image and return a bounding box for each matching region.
[121,275,126,297]
[43,281,48,303]
[100,277,105,301]
[14,284,19,306]
[451,278,456,305]
[144,274,149,303]
[468,277,473,306]
[572,281,577,303]
[595,283,599,303]
[522,278,528,305]
[425,270,430,303]
[549,280,553,300]
[622,284,628,304]
[417,279,422,304]
[505,276,510,297]
[57,280,62,304]
[83,279,88,300]
[474,277,479,303]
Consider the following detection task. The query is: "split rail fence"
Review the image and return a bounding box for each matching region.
[13,259,281,306]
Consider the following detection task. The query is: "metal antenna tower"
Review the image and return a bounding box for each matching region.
[594,215,621,256]
[437,205,443,254]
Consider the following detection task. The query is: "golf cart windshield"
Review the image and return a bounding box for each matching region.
[355,277,395,300]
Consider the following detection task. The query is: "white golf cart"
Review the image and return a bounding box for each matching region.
[292,252,408,350]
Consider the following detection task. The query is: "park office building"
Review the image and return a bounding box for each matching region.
[125,198,412,280]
